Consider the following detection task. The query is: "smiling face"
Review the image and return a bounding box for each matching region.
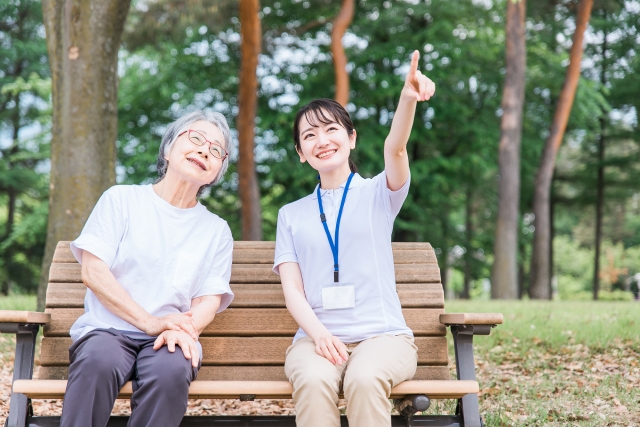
[296,109,356,173]
[164,120,225,186]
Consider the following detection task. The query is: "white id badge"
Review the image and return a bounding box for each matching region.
[322,284,356,310]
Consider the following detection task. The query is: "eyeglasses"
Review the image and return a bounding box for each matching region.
[178,129,228,160]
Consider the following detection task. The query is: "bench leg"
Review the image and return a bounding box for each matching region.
[451,326,486,427]
[6,325,39,427]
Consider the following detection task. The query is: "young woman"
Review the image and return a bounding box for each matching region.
[273,51,435,427]
[61,111,235,427]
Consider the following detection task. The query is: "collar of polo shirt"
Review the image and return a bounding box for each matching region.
[311,173,364,200]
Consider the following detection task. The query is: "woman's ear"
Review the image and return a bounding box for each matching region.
[349,130,357,149]
[295,145,307,164]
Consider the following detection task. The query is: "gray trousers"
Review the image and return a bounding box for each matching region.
[60,328,199,427]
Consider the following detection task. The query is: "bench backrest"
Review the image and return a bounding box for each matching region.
[40,241,449,381]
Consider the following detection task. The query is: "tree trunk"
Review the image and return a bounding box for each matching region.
[594,116,605,300]
[529,0,593,299]
[2,110,21,296]
[237,0,263,241]
[461,187,473,299]
[1,190,16,296]
[491,0,526,300]
[331,0,354,106]
[517,238,525,298]
[439,213,449,299]
[593,19,608,301]
[37,0,130,310]
[549,184,556,299]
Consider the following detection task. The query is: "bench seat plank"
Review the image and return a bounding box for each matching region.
[43,308,447,337]
[13,379,477,400]
[40,337,449,366]
[37,365,451,381]
[45,283,445,309]
[48,263,441,284]
[53,241,437,265]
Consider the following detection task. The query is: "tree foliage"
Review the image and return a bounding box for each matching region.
[0,0,638,300]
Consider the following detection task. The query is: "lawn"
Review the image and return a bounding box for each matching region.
[445,300,640,426]
[0,296,637,426]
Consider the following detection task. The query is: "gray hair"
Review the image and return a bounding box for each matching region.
[155,110,234,197]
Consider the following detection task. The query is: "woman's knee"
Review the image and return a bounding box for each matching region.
[143,349,195,388]
[343,369,387,396]
[70,332,129,376]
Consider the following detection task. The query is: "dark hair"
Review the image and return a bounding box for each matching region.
[293,98,357,173]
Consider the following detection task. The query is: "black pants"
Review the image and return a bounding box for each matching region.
[60,328,199,427]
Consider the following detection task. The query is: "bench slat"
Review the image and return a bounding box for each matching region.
[53,241,436,265]
[44,308,447,337]
[45,283,445,309]
[37,365,450,381]
[39,337,448,367]
[48,263,441,284]
[14,379,476,400]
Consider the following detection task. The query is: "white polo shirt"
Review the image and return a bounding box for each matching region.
[273,171,413,343]
[69,184,234,343]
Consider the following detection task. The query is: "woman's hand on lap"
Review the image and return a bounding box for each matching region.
[402,50,435,102]
[313,333,349,366]
[153,330,200,367]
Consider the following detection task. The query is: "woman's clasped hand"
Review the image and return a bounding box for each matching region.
[142,311,199,340]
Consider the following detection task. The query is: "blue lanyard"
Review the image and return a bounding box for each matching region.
[316,173,355,283]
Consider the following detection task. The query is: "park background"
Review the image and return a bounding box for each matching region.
[0,0,639,425]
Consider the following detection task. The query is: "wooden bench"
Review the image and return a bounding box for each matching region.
[1,241,502,427]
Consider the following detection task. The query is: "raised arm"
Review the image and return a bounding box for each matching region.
[81,250,198,339]
[279,262,349,365]
[384,50,436,191]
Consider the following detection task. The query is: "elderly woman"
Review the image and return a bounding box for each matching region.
[60,111,235,427]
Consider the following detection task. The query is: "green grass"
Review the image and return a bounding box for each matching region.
[446,300,640,350]
[0,294,37,311]
[445,300,640,426]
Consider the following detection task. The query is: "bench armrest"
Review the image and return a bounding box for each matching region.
[0,311,44,426]
[439,313,503,326]
[0,310,51,325]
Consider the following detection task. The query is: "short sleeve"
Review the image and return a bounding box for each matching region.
[273,208,298,275]
[375,171,411,219]
[194,224,234,312]
[70,187,126,267]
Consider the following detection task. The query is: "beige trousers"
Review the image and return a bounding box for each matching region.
[284,334,418,427]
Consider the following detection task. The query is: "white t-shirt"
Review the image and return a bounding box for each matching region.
[273,171,413,344]
[69,184,234,342]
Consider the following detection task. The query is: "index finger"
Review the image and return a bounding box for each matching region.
[408,50,420,77]
[153,333,166,351]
